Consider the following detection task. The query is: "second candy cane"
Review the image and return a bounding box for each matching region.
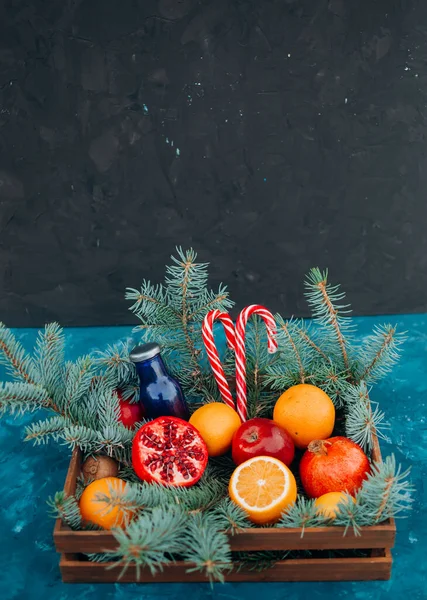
[235,305,278,422]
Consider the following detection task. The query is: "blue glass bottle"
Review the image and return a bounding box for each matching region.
[129,343,189,420]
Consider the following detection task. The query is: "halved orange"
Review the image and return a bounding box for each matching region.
[229,456,297,525]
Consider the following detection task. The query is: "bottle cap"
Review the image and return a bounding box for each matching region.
[129,343,161,363]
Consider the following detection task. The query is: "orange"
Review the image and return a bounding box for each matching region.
[189,402,241,457]
[273,384,335,449]
[229,456,297,524]
[314,491,356,520]
[79,476,131,530]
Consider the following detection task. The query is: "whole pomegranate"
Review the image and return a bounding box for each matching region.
[300,436,370,498]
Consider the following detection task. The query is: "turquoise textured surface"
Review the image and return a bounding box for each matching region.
[0,316,425,599]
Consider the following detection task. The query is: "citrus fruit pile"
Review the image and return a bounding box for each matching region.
[79,383,370,529]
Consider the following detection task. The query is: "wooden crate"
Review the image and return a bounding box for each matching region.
[54,435,395,583]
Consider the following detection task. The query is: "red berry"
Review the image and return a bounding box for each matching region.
[299,436,370,498]
[132,416,208,487]
[232,417,295,466]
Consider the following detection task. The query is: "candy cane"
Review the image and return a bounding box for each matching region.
[202,310,236,409]
[235,305,278,422]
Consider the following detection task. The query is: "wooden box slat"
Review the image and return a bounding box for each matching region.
[59,549,392,583]
[54,428,395,582]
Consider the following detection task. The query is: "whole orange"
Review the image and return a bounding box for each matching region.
[189,402,241,457]
[273,384,335,449]
[79,476,131,530]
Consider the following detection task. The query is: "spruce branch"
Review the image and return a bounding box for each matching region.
[126,281,180,325]
[64,356,94,410]
[357,324,406,383]
[356,455,413,524]
[0,323,39,384]
[94,342,136,390]
[34,323,65,404]
[276,317,306,382]
[47,491,82,530]
[24,416,67,444]
[181,512,232,583]
[108,506,188,578]
[305,268,355,371]
[211,498,252,534]
[311,362,350,407]
[295,323,328,361]
[333,497,366,536]
[0,382,51,415]
[343,382,389,451]
[96,473,227,515]
[277,497,327,534]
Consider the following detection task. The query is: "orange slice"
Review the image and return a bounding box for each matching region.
[229,456,297,525]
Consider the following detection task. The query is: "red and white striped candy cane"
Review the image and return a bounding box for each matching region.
[202,310,236,410]
[235,305,278,422]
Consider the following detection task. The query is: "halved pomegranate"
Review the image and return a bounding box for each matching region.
[132,416,208,487]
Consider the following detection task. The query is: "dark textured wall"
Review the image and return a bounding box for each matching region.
[1,0,427,327]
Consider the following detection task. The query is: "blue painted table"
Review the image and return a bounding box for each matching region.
[0,315,425,599]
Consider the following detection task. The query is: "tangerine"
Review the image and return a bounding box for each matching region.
[314,491,356,520]
[79,476,131,530]
[189,402,241,457]
[273,384,335,449]
[229,455,297,525]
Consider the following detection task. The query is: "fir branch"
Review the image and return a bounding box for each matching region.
[311,362,350,407]
[357,324,406,383]
[62,424,99,453]
[0,381,51,415]
[263,363,302,392]
[64,356,94,410]
[47,491,82,530]
[94,342,136,389]
[211,498,252,534]
[343,382,389,451]
[333,497,366,536]
[181,512,232,583]
[305,268,354,371]
[24,416,67,444]
[277,498,327,534]
[86,553,113,563]
[356,455,413,524]
[187,284,233,321]
[126,281,180,324]
[0,323,39,384]
[108,507,188,578]
[96,473,227,515]
[296,324,328,361]
[277,317,306,383]
[34,323,65,404]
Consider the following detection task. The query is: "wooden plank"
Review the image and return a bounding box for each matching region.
[53,447,82,545]
[54,520,396,553]
[59,552,392,583]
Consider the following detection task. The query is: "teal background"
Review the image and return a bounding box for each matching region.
[0,316,425,599]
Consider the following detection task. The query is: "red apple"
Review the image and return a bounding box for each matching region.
[117,390,145,429]
[232,418,295,466]
[300,436,370,498]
